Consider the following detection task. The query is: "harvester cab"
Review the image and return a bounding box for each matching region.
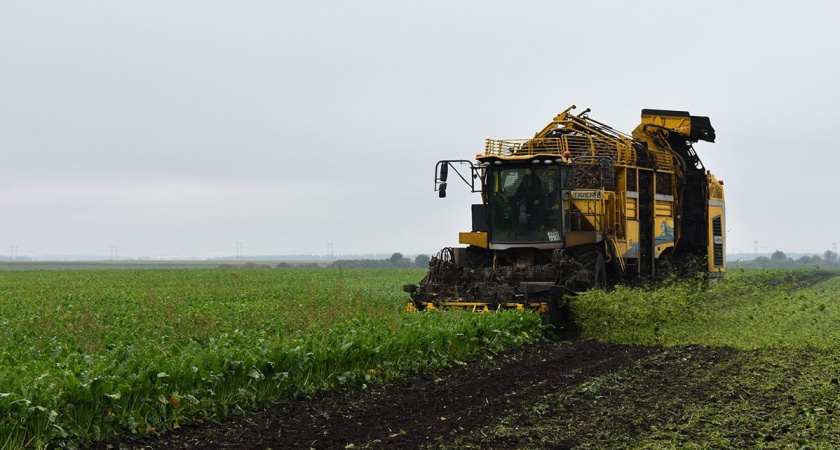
[406,105,725,328]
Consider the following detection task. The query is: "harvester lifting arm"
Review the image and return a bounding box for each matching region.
[533,105,631,142]
[532,105,578,138]
[580,115,633,140]
[435,160,483,198]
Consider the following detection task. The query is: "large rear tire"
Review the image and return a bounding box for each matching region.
[655,252,674,280]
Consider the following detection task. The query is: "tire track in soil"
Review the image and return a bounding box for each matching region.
[102,341,655,449]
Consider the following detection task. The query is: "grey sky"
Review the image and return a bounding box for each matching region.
[1,1,838,258]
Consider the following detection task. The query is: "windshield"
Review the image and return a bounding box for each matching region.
[489,165,569,244]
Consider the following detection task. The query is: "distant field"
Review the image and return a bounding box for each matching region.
[0,260,327,270]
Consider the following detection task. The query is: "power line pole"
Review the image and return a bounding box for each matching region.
[236,242,243,260]
[754,240,758,255]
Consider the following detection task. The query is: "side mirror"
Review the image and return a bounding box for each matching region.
[439,163,449,182]
[433,159,480,197]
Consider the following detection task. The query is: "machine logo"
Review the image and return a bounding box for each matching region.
[571,191,602,200]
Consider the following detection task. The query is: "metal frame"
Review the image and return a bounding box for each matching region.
[435,160,483,195]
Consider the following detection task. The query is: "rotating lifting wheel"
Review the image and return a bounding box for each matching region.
[592,252,607,288]
[574,248,607,291]
[545,286,579,338]
[545,296,568,332]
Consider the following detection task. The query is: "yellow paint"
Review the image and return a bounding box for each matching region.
[709,204,726,273]
[571,190,606,231]
[459,232,488,248]
[626,197,638,220]
[625,221,639,256]
[654,200,673,217]
[407,301,549,313]
[565,231,601,247]
[638,112,692,137]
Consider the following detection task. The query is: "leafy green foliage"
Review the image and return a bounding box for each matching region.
[572,268,840,349]
[0,268,540,448]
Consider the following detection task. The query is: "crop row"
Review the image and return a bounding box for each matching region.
[572,268,840,349]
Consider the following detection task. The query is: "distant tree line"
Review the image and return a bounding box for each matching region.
[735,250,839,269]
[218,262,322,269]
[330,252,431,269]
[214,253,432,270]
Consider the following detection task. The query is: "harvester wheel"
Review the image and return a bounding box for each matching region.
[545,296,567,331]
[655,253,674,280]
[574,249,606,291]
[546,294,580,338]
[592,253,607,288]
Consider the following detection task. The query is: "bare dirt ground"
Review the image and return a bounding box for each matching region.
[94,341,691,449]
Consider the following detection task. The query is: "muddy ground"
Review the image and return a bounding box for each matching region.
[92,340,746,449]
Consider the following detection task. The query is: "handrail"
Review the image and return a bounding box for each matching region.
[483,109,678,170]
[485,135,644,166]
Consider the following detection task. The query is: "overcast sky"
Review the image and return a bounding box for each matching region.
[1,1,838,259]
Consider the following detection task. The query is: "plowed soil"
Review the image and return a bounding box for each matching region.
[96,340,733,449]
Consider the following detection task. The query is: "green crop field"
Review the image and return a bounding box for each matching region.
[0,268,540,449]
[4,267,840,449]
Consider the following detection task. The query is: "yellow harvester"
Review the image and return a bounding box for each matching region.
[404,105,725,327]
